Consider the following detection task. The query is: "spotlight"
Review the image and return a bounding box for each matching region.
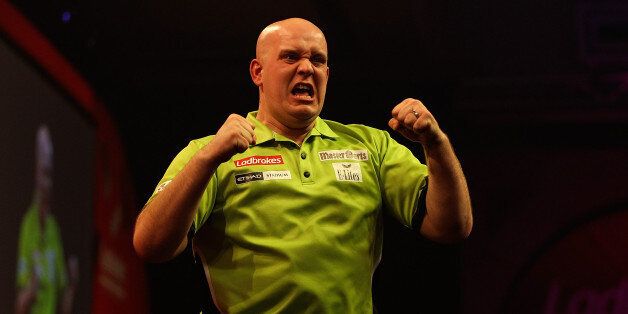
[61,11,72,24]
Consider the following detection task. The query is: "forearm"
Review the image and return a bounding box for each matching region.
[133,147,220,262]
[420,134,473,243]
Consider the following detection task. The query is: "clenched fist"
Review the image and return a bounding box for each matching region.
[388,98,446,147]
[206,114,256,163]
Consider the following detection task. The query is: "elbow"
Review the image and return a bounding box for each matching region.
[431,226,472,244]
[447,216,473,243]
[133,229,157,262]
[454,216,473,241]
[420,216,473,244]
[133,222,177,263]
[133,232,150,261]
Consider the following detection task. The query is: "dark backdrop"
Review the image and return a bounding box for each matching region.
[9,1,628,313]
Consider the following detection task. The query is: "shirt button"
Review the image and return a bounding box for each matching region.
[304,171,310,178]
[300,152,307,159]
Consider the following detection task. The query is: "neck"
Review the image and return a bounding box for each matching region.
[256,109,315,145]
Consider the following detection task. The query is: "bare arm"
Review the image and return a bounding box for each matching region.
[133,114,256,262]
[389,98,473,243]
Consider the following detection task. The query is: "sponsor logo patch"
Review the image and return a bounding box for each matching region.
[235,170,292,184]
[318,149,368,161]
[332,162,363,182]
[156,180,172,193]
[234,155,284,167]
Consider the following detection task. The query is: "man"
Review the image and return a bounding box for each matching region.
[134,18,472,313]
[16,125,78,314]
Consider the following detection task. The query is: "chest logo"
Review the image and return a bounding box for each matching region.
[332,163,363,182]
[235,170,292,184]
[234,155,284,167]
[318,149,368,161]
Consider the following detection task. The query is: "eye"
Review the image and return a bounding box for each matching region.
[281,52,299,63]
[311,55,327,67]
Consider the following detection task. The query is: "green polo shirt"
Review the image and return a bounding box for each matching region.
[150,112,428,313]
[16,202,68,314]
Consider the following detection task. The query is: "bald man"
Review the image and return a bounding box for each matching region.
[134,18,472,313]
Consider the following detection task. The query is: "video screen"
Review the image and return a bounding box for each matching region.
[0,37,94,313]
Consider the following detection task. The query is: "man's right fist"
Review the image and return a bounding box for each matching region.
[208,114,256,163]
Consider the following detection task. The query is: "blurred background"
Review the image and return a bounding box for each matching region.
[2,0,627,313]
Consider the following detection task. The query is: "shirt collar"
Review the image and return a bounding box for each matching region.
[246,111,338,146]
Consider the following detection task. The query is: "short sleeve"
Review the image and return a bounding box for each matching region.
[377,131,429,228]
[146,138,218,233]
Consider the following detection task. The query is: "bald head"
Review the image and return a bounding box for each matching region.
[255,18,327,62]
[249,17,330,131]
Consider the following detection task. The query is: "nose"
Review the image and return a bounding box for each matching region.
[296,58,314,77]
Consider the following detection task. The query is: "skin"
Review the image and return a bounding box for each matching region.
[133,18,472,263]
[389,98,473,242]
[251,18,330,144]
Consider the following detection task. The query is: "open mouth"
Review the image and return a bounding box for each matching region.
[291,82,314,99]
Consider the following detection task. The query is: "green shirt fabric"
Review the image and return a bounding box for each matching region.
[150,112,428,313]
[16,202,68,314]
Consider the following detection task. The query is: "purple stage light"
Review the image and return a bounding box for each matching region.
[61,11,71,23]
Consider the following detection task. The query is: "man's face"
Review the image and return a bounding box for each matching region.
[254,22,329,127]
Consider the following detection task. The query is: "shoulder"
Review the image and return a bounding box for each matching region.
[188,134,215,149]
[163,134,217,171]
[322,118,391,142]
[319,118,405,164]
[175,135,216,157]
[321,118,398,153]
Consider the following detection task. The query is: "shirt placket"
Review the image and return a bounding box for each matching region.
[298,143,314,185]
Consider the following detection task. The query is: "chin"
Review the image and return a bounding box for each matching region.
[291,103,320,119]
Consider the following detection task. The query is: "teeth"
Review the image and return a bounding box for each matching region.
[293,83,313,96]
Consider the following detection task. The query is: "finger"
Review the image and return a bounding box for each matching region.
[412,112,434,132]
[227,114,255,132]
[413,115,431,133]
[235,136,249,153]
[403,110,418,127]
[234,115,255,131]
[395,126,418,141]
[246,118,256,130]
[404,103,425,121]
[391,98,413,118]
[237,120,256,144]
[242,119,256,138]
[239,128,255,146]
[388,118,400,130]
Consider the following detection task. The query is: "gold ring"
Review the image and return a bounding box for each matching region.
[411,109,419,117]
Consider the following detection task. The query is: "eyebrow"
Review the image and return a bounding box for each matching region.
[278,49,299,56]
[278,49,328,60]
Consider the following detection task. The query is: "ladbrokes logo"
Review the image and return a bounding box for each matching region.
[234,155,284,167]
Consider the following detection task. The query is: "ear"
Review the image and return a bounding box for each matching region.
[250,59,263,86]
